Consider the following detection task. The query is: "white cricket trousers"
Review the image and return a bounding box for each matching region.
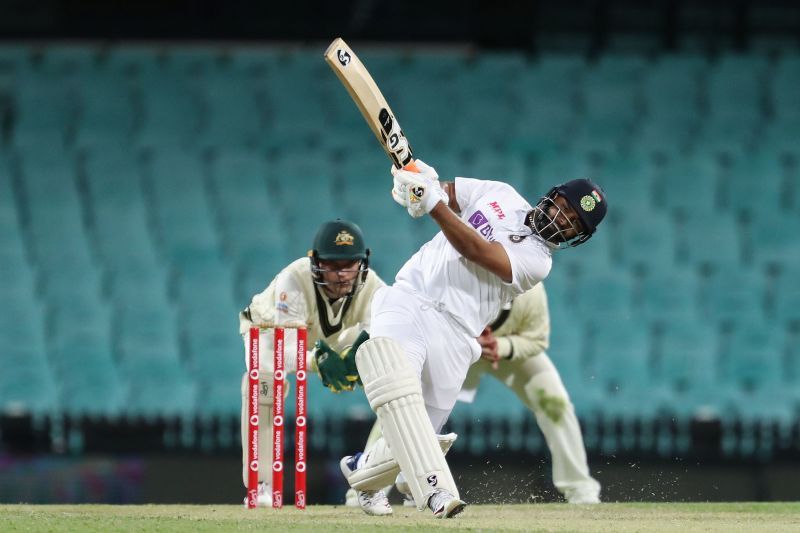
[369,285,481,432]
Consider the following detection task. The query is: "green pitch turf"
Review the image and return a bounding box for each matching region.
[1,503,798,532]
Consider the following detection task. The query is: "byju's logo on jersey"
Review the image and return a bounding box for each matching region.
[468,210,488,228]
[468,210,495,241]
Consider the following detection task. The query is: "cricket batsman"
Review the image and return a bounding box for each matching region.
[339,160,607,518]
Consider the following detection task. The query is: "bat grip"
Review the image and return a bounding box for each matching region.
[402,160,420,173]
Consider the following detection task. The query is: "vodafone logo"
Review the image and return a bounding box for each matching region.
[296,370,306,381]
[296,461,306,472]
[273,460,283,472]
[249,414,258,425]
[275,370,285,381]
[249,369,258,380]
[274,415,283,426]
[249,460,259,471]
[296,415,307,427]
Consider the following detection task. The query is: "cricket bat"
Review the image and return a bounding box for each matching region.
[324,37,419,172]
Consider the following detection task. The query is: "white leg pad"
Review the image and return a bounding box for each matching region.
[240,371,274,487]
[356,337,460,508]
[347,433,457,491]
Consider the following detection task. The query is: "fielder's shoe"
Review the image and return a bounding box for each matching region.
[340,453,393,516]
[427,488,466,518]
[565,489,600,505]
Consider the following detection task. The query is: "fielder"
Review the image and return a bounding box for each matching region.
[458,284,601,504]
[238,219,386,509]
[347,283,601,507]
[339,160,607,518]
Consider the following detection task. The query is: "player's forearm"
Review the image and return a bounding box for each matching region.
[430,202,513,281]
[429,202,488,262]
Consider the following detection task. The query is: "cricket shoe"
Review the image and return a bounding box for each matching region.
[242,482,272,507]
[344,488,359,507]
[394,474,416,508]
[340,453,393,516]
[427,488,466,518]
[565,488,600,505]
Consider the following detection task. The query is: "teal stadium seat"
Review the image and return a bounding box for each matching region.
[718,320,794,455]
[514,56,584,152]
[208,149,289,264]
[615,207,677,274]
[199,76,264,148]
[721,149,785,220]
[697,54,770,152]
[75,74,136,147]
[657,152,720,215]
[0,350,57,416]
[574,54,646,151]
[651,318,721,454]
[772,263,800,326]
[134,70,203,148]
[702,268,768,324]
[587,321,657,451]
[763,55,800,153]
[145,149,221,261]
[638,269,700,322]
[11,71,77,148]
[641,54,705,139]
[676,211,742,271]
[749,208,800,268]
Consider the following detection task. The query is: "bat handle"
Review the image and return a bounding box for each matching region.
[402,160,420,173]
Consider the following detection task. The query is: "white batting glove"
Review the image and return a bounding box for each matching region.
[390,160,448,218]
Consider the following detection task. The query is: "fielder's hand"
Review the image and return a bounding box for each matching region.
[391,159,448,218]
[313,340,353,392]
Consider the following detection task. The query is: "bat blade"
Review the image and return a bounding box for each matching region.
[324,37,416,170]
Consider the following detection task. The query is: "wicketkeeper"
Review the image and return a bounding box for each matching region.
[238,219,385,508]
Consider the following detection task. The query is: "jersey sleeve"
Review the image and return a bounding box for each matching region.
[272,269,309,326]
[454,177,483,212]
[497,238,552,294]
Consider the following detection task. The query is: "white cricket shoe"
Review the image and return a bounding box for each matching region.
[344,488,359,507]
[242,482,272,508]
[394,474,416,507]
[565,487,601,505]
[340,454,393,516]
[427,489,466,518]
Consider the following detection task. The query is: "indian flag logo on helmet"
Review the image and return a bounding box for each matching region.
[591,190,602,203]
[580,195,596,212]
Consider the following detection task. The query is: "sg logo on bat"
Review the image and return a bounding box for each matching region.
[337,49,351,66]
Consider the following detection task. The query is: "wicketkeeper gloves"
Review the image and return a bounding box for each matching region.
[313,330,369,393]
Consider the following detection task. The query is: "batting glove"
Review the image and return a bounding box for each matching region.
[391,159,448,218]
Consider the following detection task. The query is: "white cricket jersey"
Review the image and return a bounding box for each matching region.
[394,177,552,336]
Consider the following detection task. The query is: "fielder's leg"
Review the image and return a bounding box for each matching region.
[344,337,465,518]
[510,353,601,503]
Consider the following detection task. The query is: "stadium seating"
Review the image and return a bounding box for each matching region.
[0,43,796,458]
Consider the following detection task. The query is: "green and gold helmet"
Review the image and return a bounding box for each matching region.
[310,219,370,297]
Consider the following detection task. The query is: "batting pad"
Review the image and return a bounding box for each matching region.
[357,337,460,508]
[240,371,275,486]
[347,432,457,492]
